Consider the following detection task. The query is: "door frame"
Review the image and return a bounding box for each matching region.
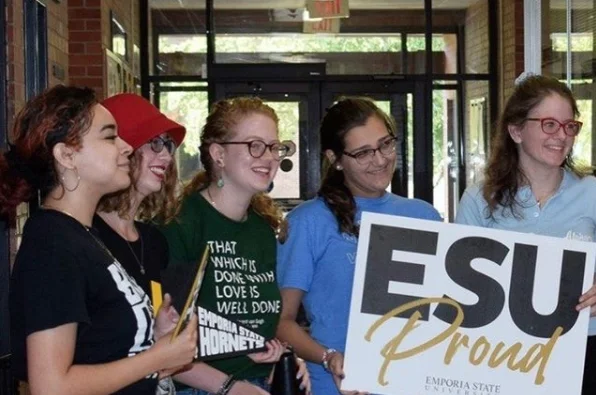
[213,79,436,205]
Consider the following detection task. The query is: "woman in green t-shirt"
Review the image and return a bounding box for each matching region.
[160,97,309,395]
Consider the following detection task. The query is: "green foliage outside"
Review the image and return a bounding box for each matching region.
[158,34,454,184]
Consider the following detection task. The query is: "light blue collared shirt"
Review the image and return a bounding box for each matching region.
[456,169,596,335]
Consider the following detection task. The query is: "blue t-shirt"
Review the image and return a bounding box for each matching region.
[277,193,441,394]
[455,169,596,335]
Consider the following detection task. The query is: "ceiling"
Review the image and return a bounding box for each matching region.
[149,0,483,10]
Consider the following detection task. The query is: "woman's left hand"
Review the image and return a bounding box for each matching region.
[248,339,284,364]
[154,293,180,340]
[577,276,596,316]
[295,356,311,395]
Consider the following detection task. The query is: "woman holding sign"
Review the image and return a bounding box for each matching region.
[160,97,310,395]
[455,74,596,395]
[3,86,198,395]
[276,97,442,395]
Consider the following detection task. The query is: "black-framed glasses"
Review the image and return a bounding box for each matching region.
[149,136,177,155]
[343,136,399,165]
[526,117,583,137]
[218,140,291,160]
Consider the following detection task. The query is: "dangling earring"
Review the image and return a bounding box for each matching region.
[62,167,81,192]
[335,164,343,171]
[215,159,224,188]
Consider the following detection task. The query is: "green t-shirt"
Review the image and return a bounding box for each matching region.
[159,191,281,380]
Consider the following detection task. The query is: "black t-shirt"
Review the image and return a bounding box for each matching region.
[93,214,169,296]
[10,210,158,394]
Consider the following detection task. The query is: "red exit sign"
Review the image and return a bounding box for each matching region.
[306,0,349,19]
[304,18,340,34]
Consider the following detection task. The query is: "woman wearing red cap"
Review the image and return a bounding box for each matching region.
[2,86,198,395]
[95,93,185,298]
[159,97,310,395]
[96,93,190,394]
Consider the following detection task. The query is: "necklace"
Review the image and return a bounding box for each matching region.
[124,229,145,275]
[206,186,217,208]
[534,172,563,208]
[205,187,249,222]
[41,205,117,262]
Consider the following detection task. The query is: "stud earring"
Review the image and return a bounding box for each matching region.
[335,164,343,171]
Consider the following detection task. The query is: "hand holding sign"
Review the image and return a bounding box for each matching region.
[248,339,284,363]
[154,313,198,378]
[154,293,180,340]
[328,352,369,395]
[577,275,596,316]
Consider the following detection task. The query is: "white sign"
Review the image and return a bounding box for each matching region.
[343,213,596,395]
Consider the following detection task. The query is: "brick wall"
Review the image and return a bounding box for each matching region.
[68,0,103,98]
[68,0,140,99]
[68,0,139,100]
[500,0,524,104]
[47,1,69,87]
[7,0,25,136]
[465,0,489,76]
[464,0,490,123]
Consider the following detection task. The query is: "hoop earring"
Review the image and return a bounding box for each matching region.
[62,168,81,192]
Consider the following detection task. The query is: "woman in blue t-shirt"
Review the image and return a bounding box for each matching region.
[276,97,442,395]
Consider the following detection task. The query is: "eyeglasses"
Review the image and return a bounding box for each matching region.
[525,117,583,137]
[342,136,399,165]
[218,140,291,160]
[149,136,177,155]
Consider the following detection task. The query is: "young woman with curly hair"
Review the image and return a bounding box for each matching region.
[2,86,197,395]
[159,97,309,395]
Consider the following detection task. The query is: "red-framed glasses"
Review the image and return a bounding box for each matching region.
[525,117,583,137]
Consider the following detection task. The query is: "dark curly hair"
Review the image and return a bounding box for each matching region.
[0,85,97,221]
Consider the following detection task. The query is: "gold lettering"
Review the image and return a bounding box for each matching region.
[488,341,522,367]
[444,332,468,364]
[469,336,491,365]
[365,297,463,386]
[365,298,563,387]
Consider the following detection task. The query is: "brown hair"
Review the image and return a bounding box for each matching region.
[97,148,180,222]
[483,74,582,218]
[0,85,97,221]
[318,97,397,236]
[182,97,287,240]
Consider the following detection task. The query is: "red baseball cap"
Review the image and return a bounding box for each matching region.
[101,93,186,150]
